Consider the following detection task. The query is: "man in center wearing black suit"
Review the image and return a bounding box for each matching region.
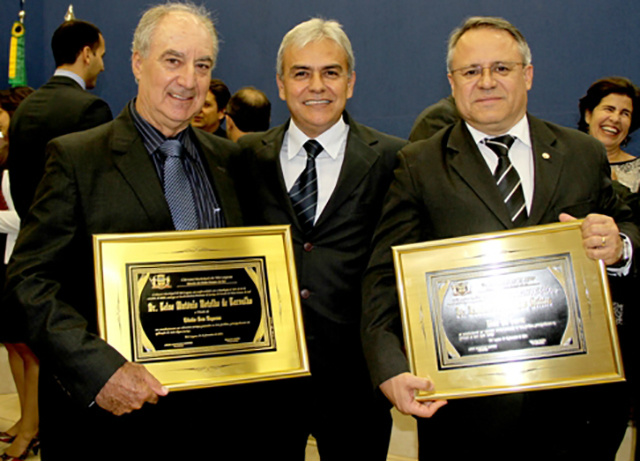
[237,18,407,460]
[362,16,637,461]
[5,3,245,460]
[9,19,112,218]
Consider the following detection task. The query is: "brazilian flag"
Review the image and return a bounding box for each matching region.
[8,20,27,87]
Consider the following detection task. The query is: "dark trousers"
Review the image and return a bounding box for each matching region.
[255,310,392,461]
[39,371,269,461]
[417,383,630,461]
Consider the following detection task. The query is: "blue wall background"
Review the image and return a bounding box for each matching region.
[1,0,639,152]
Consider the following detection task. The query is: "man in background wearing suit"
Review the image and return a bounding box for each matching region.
[8,19,112,218]
[237,18,407,460]
[5,4,244,460]
[363,16,636,461]
[408,95,459,142]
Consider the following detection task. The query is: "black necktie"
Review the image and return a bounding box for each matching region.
[289,140,323,233]
[159,139,198,230]
[484,135,527,226]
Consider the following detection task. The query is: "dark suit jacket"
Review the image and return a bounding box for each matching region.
[8,75,113,218]
[363,115,639,388]
[5,106,242,407]
[237,113,407,365]
[408,95,460,142]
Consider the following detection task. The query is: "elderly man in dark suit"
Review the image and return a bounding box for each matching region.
[363,16,637,461]
[4,4,244,460]
[8,19,112,218]
[237,18,407,460]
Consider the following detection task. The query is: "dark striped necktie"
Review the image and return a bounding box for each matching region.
[159,139,198,230]
[484,135,528,226]
[289,139,323,234]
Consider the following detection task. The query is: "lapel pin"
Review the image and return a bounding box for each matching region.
[542,153,551,160]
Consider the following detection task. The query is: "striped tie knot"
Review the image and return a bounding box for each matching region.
[303,139,323,159]
[484,135,515,158]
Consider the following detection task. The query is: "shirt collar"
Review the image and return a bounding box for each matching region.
[128,99,194,159]
[466,115,531,148]
[286,116,349,160]
[53,69,86,90]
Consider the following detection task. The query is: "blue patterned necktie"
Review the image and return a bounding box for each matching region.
[159,139,198,230]
[289,140,323,234]
[484,135,528,226]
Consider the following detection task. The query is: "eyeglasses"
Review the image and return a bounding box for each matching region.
[450,62,526,81]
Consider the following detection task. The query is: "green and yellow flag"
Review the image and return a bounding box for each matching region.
[8,17,27,88]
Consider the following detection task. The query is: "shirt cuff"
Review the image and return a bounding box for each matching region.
[606,233,633,277]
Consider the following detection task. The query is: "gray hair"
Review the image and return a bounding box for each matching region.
[446,16,532,71]
[132,2,218,66]
[276,18,355,78]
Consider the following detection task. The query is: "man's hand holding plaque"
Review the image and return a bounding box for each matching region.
[96,362,168,416]
[379,373,447,417]
[559,213,624,265]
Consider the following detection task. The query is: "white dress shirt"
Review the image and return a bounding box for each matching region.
[280,117,349,224]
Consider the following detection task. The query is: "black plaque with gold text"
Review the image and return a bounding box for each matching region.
[130,258,275,362]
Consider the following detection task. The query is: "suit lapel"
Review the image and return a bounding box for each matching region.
[315,115,380,228]
[527,115,565,225]
[110,109,173,229]
[447,123,514,228]
[192,129,242,227]
[257,123,303,229]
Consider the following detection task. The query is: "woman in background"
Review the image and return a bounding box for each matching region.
[0,86,40,461]
[579,76,640,461]
[579,76,640,192]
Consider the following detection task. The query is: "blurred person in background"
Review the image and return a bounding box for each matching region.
[0,86,40,461]
[225,86,271,142]
[191,78,230,137]
[579,76,640,460]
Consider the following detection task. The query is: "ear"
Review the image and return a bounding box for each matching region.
[81,45,93,65]
[225,114,235,130]
[131,52,143,82]
[447,73,455,99]
[217,108,226,121]
[276,74,286,101]
[524,64,534,91]
[346,71,356,99]
[585,110,592,127]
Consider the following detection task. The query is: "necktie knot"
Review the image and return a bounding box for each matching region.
[303,139,323,159]
[159,139,183,158]
[484,135,515,158]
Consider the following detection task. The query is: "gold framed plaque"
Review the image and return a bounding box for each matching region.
[393,221,624,400]
[93,225,309,391]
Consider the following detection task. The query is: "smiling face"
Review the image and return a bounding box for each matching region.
[277,38,355,138]
[191,90,224,133]
[448,28,533,136]
[132,12,214,137]
[586,93,633,152]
